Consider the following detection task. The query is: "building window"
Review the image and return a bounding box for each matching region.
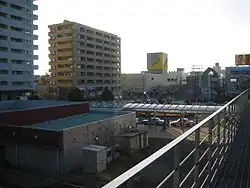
[0,12,7,18]
[0,69,8,75]
[0,81,8,86]
[0,58,8,63]
[0,35,7,40]
[10,4,23,11]
[11,49,25,53]
[0,1,7,6]
[0,47,8,52]
[0,24,7,29]
[11,37,23,43]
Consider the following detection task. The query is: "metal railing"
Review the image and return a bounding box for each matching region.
[102,90,248,188]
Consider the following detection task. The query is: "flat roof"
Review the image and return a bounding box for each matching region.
[24,110,129,131]
[0,100,84,113]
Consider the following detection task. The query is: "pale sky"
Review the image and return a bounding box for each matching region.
[34,0,250,75]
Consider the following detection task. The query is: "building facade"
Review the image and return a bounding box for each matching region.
[225,66,250,97]
[121,69,187,99]
[48,20,121,97]
[0,0,38,100]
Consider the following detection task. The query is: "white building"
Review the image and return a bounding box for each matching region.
[0,0,38,100]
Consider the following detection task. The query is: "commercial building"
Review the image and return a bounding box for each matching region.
[0,0,39,100]
[1,100,137,174]
[225,66,250,96]
[121,68,187,98]
[48,20,121,98]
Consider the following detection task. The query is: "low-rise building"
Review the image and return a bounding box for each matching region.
[1,100,136,174]
[121,69,187,95]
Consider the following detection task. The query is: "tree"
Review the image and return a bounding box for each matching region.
[67,88,85,101]
[101,87,114,101]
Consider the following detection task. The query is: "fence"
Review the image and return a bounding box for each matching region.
[102,90,248,188]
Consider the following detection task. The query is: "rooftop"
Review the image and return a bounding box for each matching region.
[24,110,129,131]
[0,100,83,112]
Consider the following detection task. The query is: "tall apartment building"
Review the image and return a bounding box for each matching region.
[48,20,121,97]
[0,0,38,100]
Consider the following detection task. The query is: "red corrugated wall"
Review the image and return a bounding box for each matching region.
[0,102,89,126]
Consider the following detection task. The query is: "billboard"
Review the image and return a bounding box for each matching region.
[235,54,250,66]
[147,52,168,72]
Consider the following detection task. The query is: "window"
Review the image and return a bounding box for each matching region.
[0,12,7,18]
[0,1,7,6]
[10,4,23,11]
[0,47,8,52]
[0,81,8,86]
[0,24,7,29]
[0,58,8,63]
[12,81,26,85]
[0,35,7,40]
[0,69,8,75]
[10,15,24,21]
[11,26,23,32]
[11,49,26,53]
[11,37,23,43]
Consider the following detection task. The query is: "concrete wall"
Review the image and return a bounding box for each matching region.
[121,72,187,92]
[5,143,62,174]
[0,102,89,126]
[61,112,136,172]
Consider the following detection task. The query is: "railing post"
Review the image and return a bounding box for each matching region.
[207,118,213,187]
[173,145,180,188]
[194,128,200,187]
[226,106,231,145]
[217,113,221,148]
[222,109,227,146]
[232,103,237,140]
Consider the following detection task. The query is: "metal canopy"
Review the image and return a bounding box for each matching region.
[122,103,223,114]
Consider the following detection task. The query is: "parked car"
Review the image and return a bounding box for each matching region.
[170,118,195,127]
[143,117,164,125]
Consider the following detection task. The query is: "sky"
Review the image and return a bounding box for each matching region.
[34,0,250,75]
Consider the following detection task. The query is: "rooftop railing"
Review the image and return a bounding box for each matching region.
[102,90,248,188]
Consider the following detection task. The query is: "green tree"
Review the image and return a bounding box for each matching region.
[67,88,85,101]
[101,87,114,101]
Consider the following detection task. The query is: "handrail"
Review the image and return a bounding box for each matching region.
[102,89,248,188]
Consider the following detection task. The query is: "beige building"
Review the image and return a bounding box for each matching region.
[48,20,121,96]
[121,69,187,92]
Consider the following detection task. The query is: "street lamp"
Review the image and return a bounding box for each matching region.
[144,91,157,132]
[144,91,150,103]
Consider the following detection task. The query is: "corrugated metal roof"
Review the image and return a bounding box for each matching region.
[122,103,223,113]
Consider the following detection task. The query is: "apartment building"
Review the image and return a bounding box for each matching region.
[0,0,38,100]
[48,20,121,97]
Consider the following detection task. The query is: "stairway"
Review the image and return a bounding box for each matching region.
[215,104,250,188]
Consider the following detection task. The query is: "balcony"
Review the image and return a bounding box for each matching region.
[57,43,73,49]
[49,54,57,59]
[33,4,38,11]
[56,29,73,35]
[57,60,74,65]
[56,75,73,80]
[102,90,249,188]
[57,51,73,56]
[56,36,73,42]
[57,82,73,88]
[55,67,73,72]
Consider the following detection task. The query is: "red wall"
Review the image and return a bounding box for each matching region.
[0,102,89,126]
